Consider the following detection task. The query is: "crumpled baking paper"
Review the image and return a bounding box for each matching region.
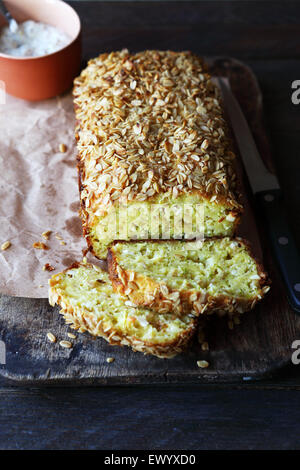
[0,92,87,298]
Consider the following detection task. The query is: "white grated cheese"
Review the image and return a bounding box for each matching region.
[0,20,70,57]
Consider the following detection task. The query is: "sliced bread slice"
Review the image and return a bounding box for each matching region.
[108,238,270,316]
[49,262,197,358]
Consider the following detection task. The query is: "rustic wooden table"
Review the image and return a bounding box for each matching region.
[1,0,300,450]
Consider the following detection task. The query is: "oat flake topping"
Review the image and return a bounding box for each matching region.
[73,50,241,215]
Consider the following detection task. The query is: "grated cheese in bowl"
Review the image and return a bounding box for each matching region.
[0,20,70,57]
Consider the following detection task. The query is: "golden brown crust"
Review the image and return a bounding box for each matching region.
[107,238,271,317]
[76,153,94,255]
[49,263,197,359]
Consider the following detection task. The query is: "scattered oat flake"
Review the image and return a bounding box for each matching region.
[59,340,72,349]
[59,143,67,153]
[106,357,115,363]
[197,360,209,369]
[42,230,52,240]
[33,242,49,250]
[1,241,11,251]
[67,333,76,339]
[47,332,56,343]
[55,234,63,240]
[43,263,55,272]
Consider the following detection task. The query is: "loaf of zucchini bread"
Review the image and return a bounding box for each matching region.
[108,238,270,316]
[47,50,270,360]
[49,261,196,358]
[73,50,242,259]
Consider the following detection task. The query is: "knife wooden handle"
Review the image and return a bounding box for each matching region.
[256,189,300,313]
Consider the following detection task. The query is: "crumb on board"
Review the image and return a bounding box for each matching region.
[47,332,56,343]
[1,240,11,251]
[43,263,55,272]
[60,241,66,246]
[197,360,209,369]
[106,357,115,363]
[59,340,72,349]
[67,333,76,339]
[42,230,52,240]
[33,241,49,250]
[201,341,209,351]
[55,234,63,240]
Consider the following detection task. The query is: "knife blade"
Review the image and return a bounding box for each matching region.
[217,77,300,313]
[217,77,280,194]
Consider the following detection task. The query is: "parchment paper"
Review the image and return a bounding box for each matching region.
[0,92,86,298]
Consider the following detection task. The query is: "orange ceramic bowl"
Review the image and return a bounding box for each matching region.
[0,0,81,101]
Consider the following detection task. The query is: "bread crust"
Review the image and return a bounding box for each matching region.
[107,238,270,317]
[49,263,197,359]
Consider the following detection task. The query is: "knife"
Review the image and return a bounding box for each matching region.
[217,77,300,313]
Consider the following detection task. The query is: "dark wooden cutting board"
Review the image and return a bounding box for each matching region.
[0,58,299,385]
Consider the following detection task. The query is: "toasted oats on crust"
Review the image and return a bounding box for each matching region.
[59,143,67,153]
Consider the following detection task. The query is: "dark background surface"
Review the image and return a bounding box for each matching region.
[1,0,300,450]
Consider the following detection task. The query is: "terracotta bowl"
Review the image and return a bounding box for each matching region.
[0,0,81,101]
